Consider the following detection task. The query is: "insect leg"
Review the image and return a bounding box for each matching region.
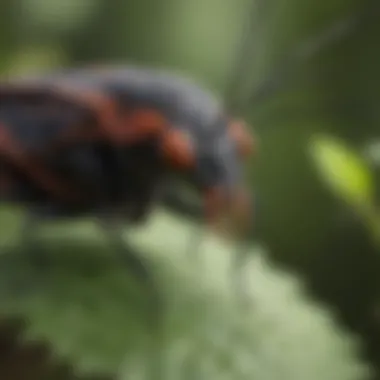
[98,213,162,314]
[98,214,164,380]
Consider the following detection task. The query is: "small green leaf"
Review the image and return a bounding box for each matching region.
[309,134,375,211]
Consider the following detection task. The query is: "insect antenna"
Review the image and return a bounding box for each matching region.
[218,0,372,302]
[221,0,267,301]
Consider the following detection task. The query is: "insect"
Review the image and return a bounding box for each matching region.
[0,65,256,294]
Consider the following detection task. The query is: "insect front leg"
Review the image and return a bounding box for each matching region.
[98,212,147,276]
[97,211,164,379]
[96,210,162,317]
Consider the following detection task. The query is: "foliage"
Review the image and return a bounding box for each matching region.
[310,134,380,245]
[0,208,373,379]
[0,0,379,376]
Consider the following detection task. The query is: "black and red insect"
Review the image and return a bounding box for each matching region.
[0,65,257,317]
[0,65,256,233]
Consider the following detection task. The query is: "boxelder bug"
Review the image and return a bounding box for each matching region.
[0,66,256,314]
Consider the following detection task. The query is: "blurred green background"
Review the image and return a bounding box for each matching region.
[0,0,379,379]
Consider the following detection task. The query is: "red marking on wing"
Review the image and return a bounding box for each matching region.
[49,84,169,145]
[160,129,195,169]
[0,81,171,146]
[0,122,81,203]
[0,82,117,141]
[121,109,169,143]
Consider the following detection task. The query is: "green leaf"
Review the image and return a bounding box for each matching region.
[309,134,375,211]
[0,208,373,379]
